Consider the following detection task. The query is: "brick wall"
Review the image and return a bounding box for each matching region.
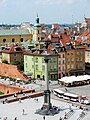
[0,83,26,94]
[0,63,28,80]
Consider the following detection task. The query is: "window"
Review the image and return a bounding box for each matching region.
[42,65,45,70]
[63,60,65,64]
[80,63,83,68]
[36,58,38,62]
[25,56,27,61]
[63,54,65,58]
[76,51,79,55]
[80,51,83,55]
[20,38,23,42]
[76,64,78,68]
[59,55,61,58]
[14,54,16,57]
[60,66,62,71]
[50,58,53,62]
[14,58,16,61]
[36,65,38,70]
[42,58,45,63]
[38,30,39,34]
[71,64,74,68]
[53,58,56,62]
[54,65,57,70]
[59,60,61,64]
[12,38,15,42]
[71,58,74,61]
[67,65,70,69]
[71,52,74,55]
[59,67,61,70]
[80,57,82,61]
[3,39,6,42]
[62,66,65,71]
[32,58,34,61]
[67,53,70,55]
[76,58,79,61]
[32,65,34,68]
[68,58,70,62]
[50,65,53,70]
[26,63,27,68]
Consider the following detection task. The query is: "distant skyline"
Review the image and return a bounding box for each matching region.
[0,0,89,24]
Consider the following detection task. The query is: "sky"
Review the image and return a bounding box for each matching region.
[0,0,89,24]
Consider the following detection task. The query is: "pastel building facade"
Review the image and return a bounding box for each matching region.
[24,50,58,80]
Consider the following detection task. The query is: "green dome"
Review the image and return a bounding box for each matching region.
[34,23,41,27]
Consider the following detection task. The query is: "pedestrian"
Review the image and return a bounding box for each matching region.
[43,116,45,120]
[65,88,67,91]
[19,99,21,103]
[59,117,62,120]
[14,117,17,120]
[22,109,25,115]
[69,105,71,111]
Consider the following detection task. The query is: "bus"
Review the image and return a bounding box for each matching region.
[63,92,79,102]
[53,89,64,98]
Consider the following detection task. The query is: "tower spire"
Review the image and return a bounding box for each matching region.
[36,13,39,24]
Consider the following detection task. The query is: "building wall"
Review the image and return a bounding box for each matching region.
[65,49,75,75]
[66,48,85,76]
[58,52,66,78]
[2,52,24,63]
[0,34,31,45]
[0,83,26,94]
[33,27,42,41]
[75,48,85,70]
[2,53,10,63]
[85,50,90,63]
[24,54,58,80]
[0,63,28,80]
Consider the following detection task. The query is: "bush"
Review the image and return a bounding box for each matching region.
[2,60,8,64]
[10,60,20,65]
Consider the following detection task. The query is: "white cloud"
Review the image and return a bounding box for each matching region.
[35,0,74,5]
[0,0,8,6]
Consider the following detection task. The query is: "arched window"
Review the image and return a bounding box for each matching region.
[3,39,6,43]
[20,38,23,42]
[12,38,15,42]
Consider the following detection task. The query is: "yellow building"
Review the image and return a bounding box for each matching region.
[0,29,32,45]
[65,41,85,76]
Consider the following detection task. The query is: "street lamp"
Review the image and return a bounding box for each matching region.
[35,41,59,115]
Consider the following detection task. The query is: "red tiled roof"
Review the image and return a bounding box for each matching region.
[76,37,82,43]
[82,29,89,36]
[84,38,90,44]
[2,44,24,53]
[59,34,71,48]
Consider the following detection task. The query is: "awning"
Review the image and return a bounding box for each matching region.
[69,69,85,73]
[23,72,33,76]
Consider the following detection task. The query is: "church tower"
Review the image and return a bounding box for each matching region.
[33,14,42,41]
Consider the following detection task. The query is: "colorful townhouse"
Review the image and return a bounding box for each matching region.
[65,41,85,76]
[56,46,66,79]
[24,48,58,80]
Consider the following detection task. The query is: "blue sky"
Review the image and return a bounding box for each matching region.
[0,0,89,24]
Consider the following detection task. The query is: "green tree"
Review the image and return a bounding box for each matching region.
[2,60,8,64]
